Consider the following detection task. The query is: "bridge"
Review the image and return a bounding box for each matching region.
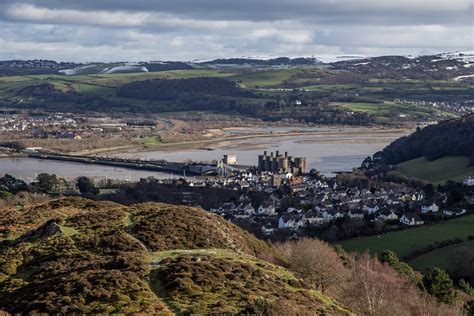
[27,152,251,176]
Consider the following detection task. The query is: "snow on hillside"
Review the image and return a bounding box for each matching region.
[454,74,474,81]
[102,64,148,74]
[435,51,474,65]
[58,64,97,75]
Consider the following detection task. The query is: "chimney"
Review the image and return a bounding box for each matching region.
[285,151,288,158]
[276,150,279,157]
[264,151,267,156]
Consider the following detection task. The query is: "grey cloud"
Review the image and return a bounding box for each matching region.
[0,0,472,61]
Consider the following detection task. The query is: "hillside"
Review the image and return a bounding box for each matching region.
[331,53,474,80]
[0,197,350,314]
[116,77,248,101]
[340,214,474,267]
[376,114,474,165]
[397,156,474,185]
[0,61,470,125]
[0,60,193,76]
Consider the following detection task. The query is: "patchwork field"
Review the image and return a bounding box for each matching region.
[397,156,474,185]
[331,101,440,119]
[0,67,470,125]
[339,214,474,260]
[408,240,474,272]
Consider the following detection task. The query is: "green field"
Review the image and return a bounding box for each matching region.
[339,214,474,259]
[0,69,234,99]
[228,69,296,88]
[408,240,474,272]
[330,101,454,121]
[397,156,474,185]
[0,68,470,124]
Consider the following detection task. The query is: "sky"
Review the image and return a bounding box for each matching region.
[0,0,473,62]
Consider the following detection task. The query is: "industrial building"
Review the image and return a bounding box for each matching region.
[257,151,306,174]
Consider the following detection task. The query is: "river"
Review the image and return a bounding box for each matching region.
[0,127,411,182]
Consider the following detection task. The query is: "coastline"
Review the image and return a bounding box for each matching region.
[82,126,412,156]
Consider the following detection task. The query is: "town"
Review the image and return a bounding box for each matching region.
[43,150,470,243]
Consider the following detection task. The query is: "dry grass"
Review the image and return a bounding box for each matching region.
[0,197,350,314]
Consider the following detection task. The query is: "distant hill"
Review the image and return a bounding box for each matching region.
[331,52,474,80]
[0,60,193,76]
[200,57,320,67]
[16,83,73,98]
[1,52,472,77]
[0,197,349,314]
[116,77,248,101]
[376,114,474,165]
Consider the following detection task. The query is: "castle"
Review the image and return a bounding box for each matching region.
[257,151,306,174]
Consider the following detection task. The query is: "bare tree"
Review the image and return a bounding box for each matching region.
[343,254,459,316]
[276,238,349,294]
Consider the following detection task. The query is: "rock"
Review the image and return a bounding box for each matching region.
[18,220,63,242]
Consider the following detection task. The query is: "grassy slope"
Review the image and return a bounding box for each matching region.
[0,69,234,99]
[0,69,467,123]
[339,214,474,259]
[227,69,296,88]
[397,156,474,185]
[148,249,350,315]
[331,101,455,122]
[0,197,350,314]
[408,240,474,272]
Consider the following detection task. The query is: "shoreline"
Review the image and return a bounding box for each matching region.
[76,126,412,156]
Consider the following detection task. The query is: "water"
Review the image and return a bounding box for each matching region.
[115,130,407,175]
[0,157,174,182]
[0,128,409,181]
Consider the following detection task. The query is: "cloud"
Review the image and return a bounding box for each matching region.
[0,0,472,61]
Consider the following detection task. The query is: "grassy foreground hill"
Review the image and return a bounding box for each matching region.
[0,197,350,314]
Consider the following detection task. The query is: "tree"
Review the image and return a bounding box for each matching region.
[309,168,321,179]
[422,268,455,304]
[343,254,458,316]
[276,238,349,293]
[36,173,60,194]
[76,177,99,195]
[424,183,435,200]
[361,156,373,169]
[378,250,422,286]
[447,247,474,285]
[448,186,465,204]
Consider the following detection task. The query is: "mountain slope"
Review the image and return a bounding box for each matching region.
[0,198,350,314]
[397,156,474,185]
[376,114,474,165]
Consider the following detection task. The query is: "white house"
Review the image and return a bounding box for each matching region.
[322,210,344,222]
[421,203,439,214]
[464,177,474,186]
[443,208,466,217]
[257,202,276,216]
[400,214,424,226]
[378,210,399,221]
[348,209,365,219]
[304,210,325,225]
[286,207,302,214]
[261,224,275,236]
[278,215,305,230]
[237,203,255,216]
[363,203,380,214]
